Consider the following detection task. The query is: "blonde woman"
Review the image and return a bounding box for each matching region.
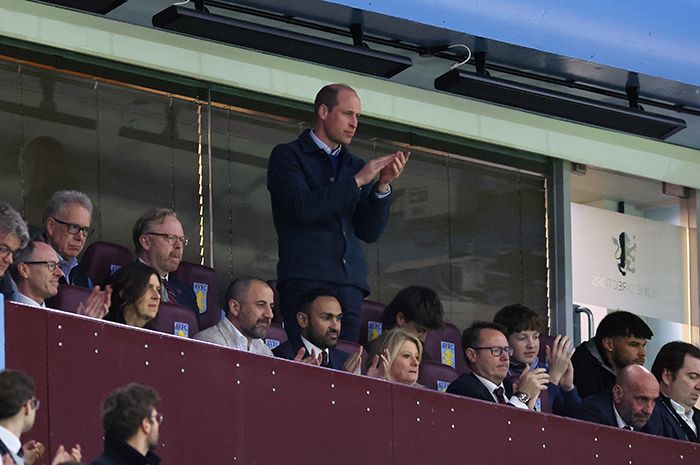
[367,328,422,386]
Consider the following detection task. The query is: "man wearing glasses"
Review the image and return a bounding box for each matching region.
[42,191,94,289]
[132,208,198,318]
[9,241,63,308]
[90,383,162,465]
[446,321,549,410]
[0,203,29,299]
[0,369,81,465]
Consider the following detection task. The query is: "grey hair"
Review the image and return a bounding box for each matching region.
[42,190,93,224]
[0,203,29,248]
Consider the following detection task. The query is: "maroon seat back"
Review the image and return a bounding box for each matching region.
[336,339,368,365]
[265,323,288,350]
[418,359,458,392]
[171,261,221,330]
[423,322,469,374]
[147,301,199,338]
[45,284,92,314]
[80,241,133,288]
[359,299,385,348]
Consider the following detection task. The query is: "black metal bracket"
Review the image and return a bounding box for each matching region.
[626,86,644,110]
[350,23,368,48]
[475,51,489,76]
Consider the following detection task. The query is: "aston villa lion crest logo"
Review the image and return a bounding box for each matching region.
[613,232,636,276]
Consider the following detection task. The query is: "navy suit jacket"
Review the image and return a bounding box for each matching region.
[573,390,660,434]
[273,335,349,371]
[60,262,93,289]
[446,372,515,403]
[164,274,199,318]
[267,129,391,293]
[653,394,700,442]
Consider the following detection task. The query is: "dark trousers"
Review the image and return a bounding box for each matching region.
[278,279,365,342]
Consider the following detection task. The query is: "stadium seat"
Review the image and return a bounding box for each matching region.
[147,301,199,338]
[418,359,458,392]
[46,284,92,314]
[335,339,368,367]
[171,261,221,331]
[538,333,557,362]
[423,322,469,374]
[265,323,288,350]
[80,241,133,288]
[359,299,385,348]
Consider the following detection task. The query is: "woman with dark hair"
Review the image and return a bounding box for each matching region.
[105,262,161,328]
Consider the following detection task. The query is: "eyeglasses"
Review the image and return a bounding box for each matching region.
[0,244,20,259]
[473,346,514,357]
[51,217,94,237]
[24,261,61,272]
[151,413,164,424]
[29,397,40,410]
[145,232,189,247]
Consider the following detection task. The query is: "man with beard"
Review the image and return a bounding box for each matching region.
[571,310,653,399]
[132,209,198,318]
[650,341,700,442]
[273,289,362,373]
[574,364,660,432]
[90,383,162,465]
[194,277,275,356]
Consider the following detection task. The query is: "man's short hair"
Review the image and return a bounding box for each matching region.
[0,370,35,420]
[297,288,339,316]
[0,202,29,249]
[493,303,542,336]
[132,208,177,254]
[594,311,653,341]
[9,240,38,282]
[461,321,508,352]
[651,341,700,382]
[223,277,268,315]
[101,383,160,443]
[381,285,444,331]
[42,190,93,224]
[313,84,356,117]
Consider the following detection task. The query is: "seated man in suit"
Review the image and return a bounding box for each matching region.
[0,203,29,299]
[650,341,700,442]
[194,277,274,356]
[446,321,549,410]
[132,208,199,318]
[574,364,659,432]
[273,289,362,373]
[42,190,94,289]
[0,369,81,465]
[10,240,64,308]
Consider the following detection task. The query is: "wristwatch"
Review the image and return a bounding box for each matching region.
[514,391,530,404]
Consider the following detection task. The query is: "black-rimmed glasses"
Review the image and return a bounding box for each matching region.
[145,232,189,247]
[473,346,514,357]
[0,244,20,259]
[51,217,94,237]
[24,261,61,272]
[151,413,164,424]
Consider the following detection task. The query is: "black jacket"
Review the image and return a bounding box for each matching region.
[89,440,161,465]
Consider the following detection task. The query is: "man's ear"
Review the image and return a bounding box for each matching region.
[661,368,674,386]
[139,234,150,252]
[17,262,30,280]
[45,217,56,235]
[297,312,308,329]
[601,337,614,353]
[396,312,406,327]
[141,416,152,434]
[228,299,241,318]
[318,104,329,121]
[465,348,477,365]
[612,384,624,403]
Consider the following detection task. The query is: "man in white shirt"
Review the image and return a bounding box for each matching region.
[651,341,700,442]
[194,277,274,356]
[446,321,549,409]
[0,369,80,465]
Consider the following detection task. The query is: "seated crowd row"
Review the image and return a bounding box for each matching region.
[1,192,700,465]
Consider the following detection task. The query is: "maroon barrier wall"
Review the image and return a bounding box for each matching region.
[4,302,700,465]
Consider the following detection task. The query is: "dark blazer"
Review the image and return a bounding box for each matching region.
[654,394,700,442]
[446,372,515,403]
[89,439,161,465]
[60,262,93,289]
[573,390,659,434]
[267,129,391,293]
[164,274,199,318]
[0,274,14,299]
[273,335,349,371]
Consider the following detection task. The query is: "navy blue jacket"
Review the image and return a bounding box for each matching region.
[273,335,349,371]
[267,129,391,293]
[573,390,660,434]
[653,394,700,442]
[446,372,515,403]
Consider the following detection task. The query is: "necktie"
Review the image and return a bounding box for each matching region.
[162,279,177,303]
[494,387,507,404]
[622,425,633,431]
[321,351,330,367]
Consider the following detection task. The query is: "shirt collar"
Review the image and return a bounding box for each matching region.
[300,335,329,359]
[310,129,342,156]
[13,292,45,308]
[472,372,505,401]
[613,404,633,430]
[670,397,694,419]
[137,257,168,280]
[0,424,22,458]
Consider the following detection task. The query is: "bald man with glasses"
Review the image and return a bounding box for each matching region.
[447,321,549,410]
